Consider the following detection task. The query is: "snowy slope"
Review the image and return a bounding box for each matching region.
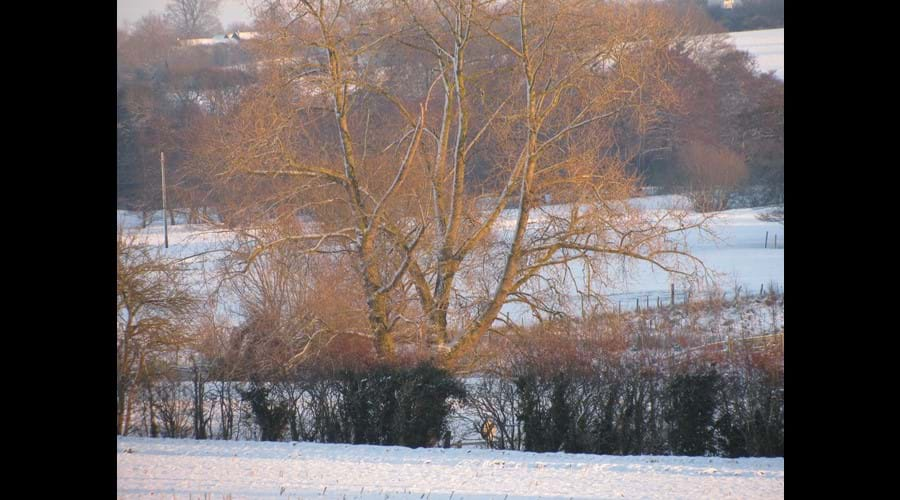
[727,28,784,79]
[118,437,784,499]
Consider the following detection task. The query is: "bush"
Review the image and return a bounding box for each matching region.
[678,141,749,212]
[517,372,578,452]
[126,318,782,458]
[240,382,292,442]
[465,375,524,450]
[337,363,466,448]
[515,372,550,452]
[665,368,722,456]
[717,370,783,457]
[514,370,600,454]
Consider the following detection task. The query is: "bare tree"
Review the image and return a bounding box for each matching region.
[223,242,370,376]
[226,21,255,33]
[678,141,748,212]
[391,0,714,368]
[196,0,714,369]
[117,230,196,435]
[195,0,431,361]
[166,0,224,38]
[119,13,178,70]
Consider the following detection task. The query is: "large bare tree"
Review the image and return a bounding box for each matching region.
[117,230,196,435]
[195,0,715,370]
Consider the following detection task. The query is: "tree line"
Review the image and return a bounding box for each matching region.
[118,1,783,217]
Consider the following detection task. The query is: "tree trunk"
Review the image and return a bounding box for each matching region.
[148,386,158,438]
[193,362,207,440]
[117,384,127,435]
[123,386,136,436]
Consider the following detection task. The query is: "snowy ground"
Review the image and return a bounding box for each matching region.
[493,197,783,320]
[118,196,784,319]
[596,204,784,311]
[117,437,784,499]
[727,28,784,80]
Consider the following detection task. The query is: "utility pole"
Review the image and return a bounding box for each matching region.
[161,151,168,249]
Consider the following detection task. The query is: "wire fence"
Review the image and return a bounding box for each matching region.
[608,281,784,314]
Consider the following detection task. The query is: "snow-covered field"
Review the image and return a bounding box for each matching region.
[117,437,784,499]
[118,196,784,319]
[596,203,784,311]
[727,28,784,79]
[492,197,783,320]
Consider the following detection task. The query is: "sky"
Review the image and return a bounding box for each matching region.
[117,0,255,30]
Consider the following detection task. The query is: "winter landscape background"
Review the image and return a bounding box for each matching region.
[118,1,784,497]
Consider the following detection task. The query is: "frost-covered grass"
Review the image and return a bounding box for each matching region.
[117,437,784,499]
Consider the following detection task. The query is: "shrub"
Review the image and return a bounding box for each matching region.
[678,141,749,212]
[240,382,292,442]
[466,375,524,450]
[665,368,722,456]
[337,363,466,448]
[717,370,783,457]
[515,370,598,454]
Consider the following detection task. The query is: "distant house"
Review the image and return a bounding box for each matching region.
[229,31,260,41]
[180,36,233,47]
[180,32,260,47]
[708,0,740,8]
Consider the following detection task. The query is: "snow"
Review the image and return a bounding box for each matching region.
[604,202,784,302]
[118,197,784,321]
[118,437,784,499]
[494,197,784,321]
[117,211,235,260]
[726,29,784,80]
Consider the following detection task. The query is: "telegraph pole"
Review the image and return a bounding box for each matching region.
[161,151,168,249]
